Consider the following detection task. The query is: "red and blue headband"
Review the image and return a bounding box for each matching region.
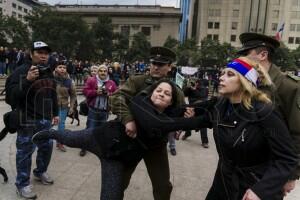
[226,58,258,86]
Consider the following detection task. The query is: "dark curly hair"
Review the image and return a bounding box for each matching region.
[148,78,178,108]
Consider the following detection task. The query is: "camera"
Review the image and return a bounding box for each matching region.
[37,64,52,79]
[101,86,107,95]
[98,85,107,95]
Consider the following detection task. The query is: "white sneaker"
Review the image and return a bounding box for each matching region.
[16,185,37,199]
[35,172,54,185]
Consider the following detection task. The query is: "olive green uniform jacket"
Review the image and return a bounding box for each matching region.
[109,75,185,125]
[261,64,300,178]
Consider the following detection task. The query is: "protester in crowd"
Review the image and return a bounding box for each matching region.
[80,64,117,156]
[75,60,84,86]
[182,79,209,148]
[90,65,99,77]
[238,32,300,196]
[112,62,122,86]
[5,41,59,199]
[7,47,18,73]
[195,57,297,200]
[109,47,187,200]
[0,46,7,77]
[33,79,190,200]
[66,59,76,81]
[53,62,77,152]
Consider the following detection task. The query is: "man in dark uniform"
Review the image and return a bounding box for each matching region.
[109,47,190,199]
[238,32,300,196]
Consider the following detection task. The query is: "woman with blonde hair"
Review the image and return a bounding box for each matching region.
[200,57,298,200]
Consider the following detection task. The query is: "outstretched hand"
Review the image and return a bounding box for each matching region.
[125,121,137,138]
[184,107,195,118]
[283,180,296,196]
[242,189,261,200]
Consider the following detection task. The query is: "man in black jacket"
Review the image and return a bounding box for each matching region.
[5,41,59,199]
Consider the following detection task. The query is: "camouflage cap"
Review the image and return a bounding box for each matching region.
[238,32,280,54]
[150,47,176,64]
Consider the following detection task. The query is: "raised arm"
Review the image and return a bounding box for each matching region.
[130,95,212,135]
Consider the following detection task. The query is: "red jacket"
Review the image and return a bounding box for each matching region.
[83,76,117,107]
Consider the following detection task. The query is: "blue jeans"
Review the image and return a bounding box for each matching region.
[15,119,53,189]
[58,108,68,131]
[86,107,108,129]
[0,62,6,75]
[168,132,176,150]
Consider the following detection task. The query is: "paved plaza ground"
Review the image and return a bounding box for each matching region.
[0,96,299,200]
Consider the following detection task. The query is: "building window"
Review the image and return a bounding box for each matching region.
[291,11,297,18]
[208,9,221,17]
[12,3,16,8]
[207,34,213,40]
[297,24,300,31]
[273,0,280,5]
[214,22,220,29]
[272,10,279,18]
[12,11,16,17]
[131,24,139,30]
[232,22,238,30]
[233,10,239,17]
[292,0,300,6]
[18,6,22,11]
[296,37,300,44]
[209,0,221,4]
[18,14,22,19]
[288,37,294,44]
[290,24,296,31]
[213,34,219,41]
[24,8,28,13]
[153,25,160,31]
[141,27,151,36]
[233,0,240,4]
[120,25,130,36]
[208,22,213,29]
[231,35,236,42]
[271,23,278,31]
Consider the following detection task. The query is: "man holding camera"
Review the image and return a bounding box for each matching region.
[5,41,59,199]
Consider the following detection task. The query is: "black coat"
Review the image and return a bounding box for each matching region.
[204,98,298,200]
[5,63,58,121]
[94,95,297,199]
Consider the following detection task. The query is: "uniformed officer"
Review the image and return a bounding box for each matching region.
[238,32,300,196]
[109,46,188,200]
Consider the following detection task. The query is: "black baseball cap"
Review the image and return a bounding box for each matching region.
[31,41,51,52]
[238,32,280,54]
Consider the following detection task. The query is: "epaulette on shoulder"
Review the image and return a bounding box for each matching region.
[287,74,300,82]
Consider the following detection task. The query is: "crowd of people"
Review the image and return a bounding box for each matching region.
[1,32,300,200]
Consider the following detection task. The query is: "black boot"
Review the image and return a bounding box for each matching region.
[79,149,86,157]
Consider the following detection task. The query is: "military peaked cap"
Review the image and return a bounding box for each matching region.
[238,32,280,54]
[150,47,176,64]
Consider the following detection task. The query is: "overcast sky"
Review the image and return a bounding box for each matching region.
[42,0,179,7]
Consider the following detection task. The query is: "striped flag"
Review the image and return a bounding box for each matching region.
[275,23,285,41]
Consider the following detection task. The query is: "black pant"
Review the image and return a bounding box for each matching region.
[184,128,208,143]
[50,129,172,200]
[121,146,173,200]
